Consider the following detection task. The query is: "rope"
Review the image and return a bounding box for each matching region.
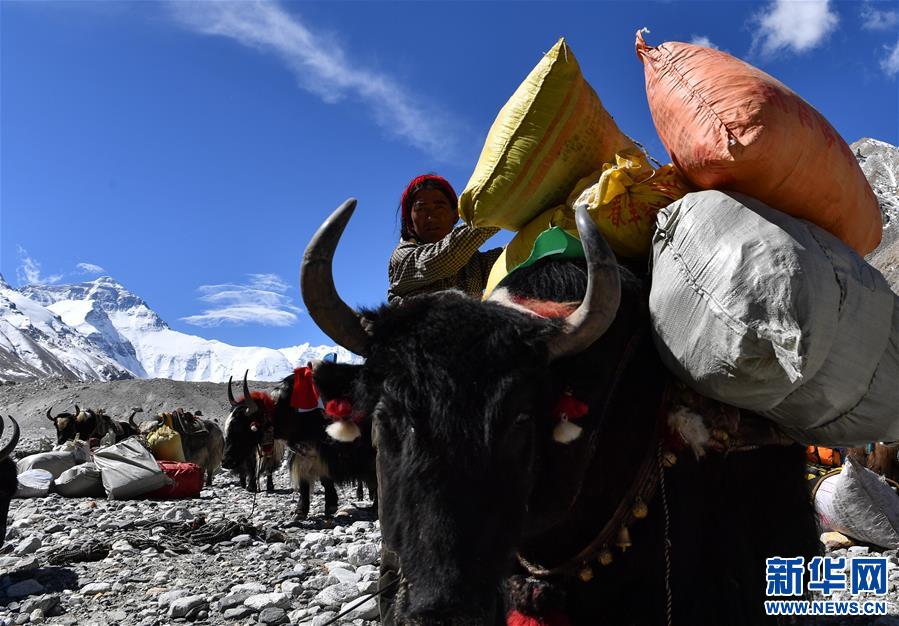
[318,577,399,626]
[657,441,673,626]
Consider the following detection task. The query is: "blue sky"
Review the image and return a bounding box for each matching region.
[2,0,897,349]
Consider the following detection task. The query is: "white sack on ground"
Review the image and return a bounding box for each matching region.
[16,451,82,479]
[15,469,53,498]
[54,462,105,498]
[650,190,897,445]
[93,437,171,500]
[814,457,899,549]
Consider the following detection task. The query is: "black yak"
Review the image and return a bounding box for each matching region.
[299,199,819,626]
[223,371,376,519]
[46,406,139,445]
[0,416,21,545]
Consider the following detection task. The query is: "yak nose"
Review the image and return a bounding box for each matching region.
[404,587,493,626]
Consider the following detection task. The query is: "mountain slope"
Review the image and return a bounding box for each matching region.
[19,276,358,382]
[855,138,899,288]
[0,275,135,382]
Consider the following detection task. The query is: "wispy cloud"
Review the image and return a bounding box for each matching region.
[861,1,898,31]
[166,1,464,161]
[690,35,719,50]
[16,246,62,286]
[750,0,839,58]
[882,39,899,77]
[181,273,302,327]
[76,262,106,275]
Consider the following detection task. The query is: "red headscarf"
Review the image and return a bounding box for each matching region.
[399,174,458,240]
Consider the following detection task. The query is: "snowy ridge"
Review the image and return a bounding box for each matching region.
[12,276,359,383]
[0,275,135,382]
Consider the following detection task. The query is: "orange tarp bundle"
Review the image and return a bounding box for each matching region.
[636,31,882,255]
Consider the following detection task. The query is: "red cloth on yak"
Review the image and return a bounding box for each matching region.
[290,367,321,411]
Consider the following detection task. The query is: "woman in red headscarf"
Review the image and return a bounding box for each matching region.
[388,174,501,304]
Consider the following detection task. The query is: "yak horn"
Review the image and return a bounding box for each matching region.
[46,407,55,422]
[301,198,371,357]
[547,205,621,363]
[74,404,81,417]
[242,370,258,414]
[0,416,20,462]
[227,376,239,407]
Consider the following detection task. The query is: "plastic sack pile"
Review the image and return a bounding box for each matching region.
[14,437,203,501]
[463,33,889,446]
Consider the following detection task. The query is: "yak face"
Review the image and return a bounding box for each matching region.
[301,200,622,625]
[318,291,562,623]
[47,406,94,444]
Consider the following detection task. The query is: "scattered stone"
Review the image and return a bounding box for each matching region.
[347,543,379,567]
[13,536,41,556]
[244,592,290,611]
[314,582,361,608]
[80,582,111,595]
[258,607,289,625]
[820,531,853,550]
[340,596,379,620]
[168,594,207,619]
[224,606,256,620]
[232,582,267,594]
[848,545,871,557]
[219,591,254,610]
[158,588,190,607]
[6,579,45,599]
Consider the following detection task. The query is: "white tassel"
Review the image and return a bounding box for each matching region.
[553,419,583,444]
[326,420,361,443]
[667,406,709,458]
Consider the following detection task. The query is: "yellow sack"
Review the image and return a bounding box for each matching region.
[483,151,690,297]
[567,149,691,257]
[459,38,635,231]
[147,425,185,462]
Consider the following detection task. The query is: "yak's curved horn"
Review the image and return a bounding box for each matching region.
[301,198,370,357]
[242,370,258,414]
[128,409,141,428]
[0,416,20,462]
[547,205,622,363]
[227,376,239,407]
[74,405,81,416]
[46,407,55,422]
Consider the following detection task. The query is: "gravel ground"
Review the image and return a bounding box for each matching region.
[1,437,381,626]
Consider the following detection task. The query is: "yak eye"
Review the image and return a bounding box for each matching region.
[514,413,531,425]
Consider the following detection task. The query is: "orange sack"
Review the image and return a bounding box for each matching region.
[635,30,882,255]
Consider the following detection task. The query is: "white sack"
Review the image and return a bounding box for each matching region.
[16,451,81,479]
[814,457,899,549]
[650,190,897,445]
[54,462,105,498]
[93,437,171,500]
[15,469,53,498]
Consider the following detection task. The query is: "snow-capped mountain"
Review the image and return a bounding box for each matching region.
[855,138,899,288]
[0,274,135,382]
[5,276,358,383]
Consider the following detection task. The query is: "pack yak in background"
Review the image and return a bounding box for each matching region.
[46,406,140,445]
[223,371,376,519]
[299,199,819,626]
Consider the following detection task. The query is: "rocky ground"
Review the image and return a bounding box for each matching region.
[1,435,381,626]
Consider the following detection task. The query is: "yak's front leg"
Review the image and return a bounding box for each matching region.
[322,478,338,516]
[296,479,311,520]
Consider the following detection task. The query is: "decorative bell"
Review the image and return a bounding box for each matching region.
[711,428,729,442]
[662,450,678,468]
[598,547,613,566]
[578,564,594,582]
[616,525,632,552]
[632,497,648,519]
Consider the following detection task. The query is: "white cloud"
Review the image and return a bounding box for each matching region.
[166,1,464,160]
[181,273,302,327]
[882,39,899,77]
[76,262,106,275]
[861,1,898,30]
[15,246,62,286]
[751,0,839,58]
[690,35,719,50]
